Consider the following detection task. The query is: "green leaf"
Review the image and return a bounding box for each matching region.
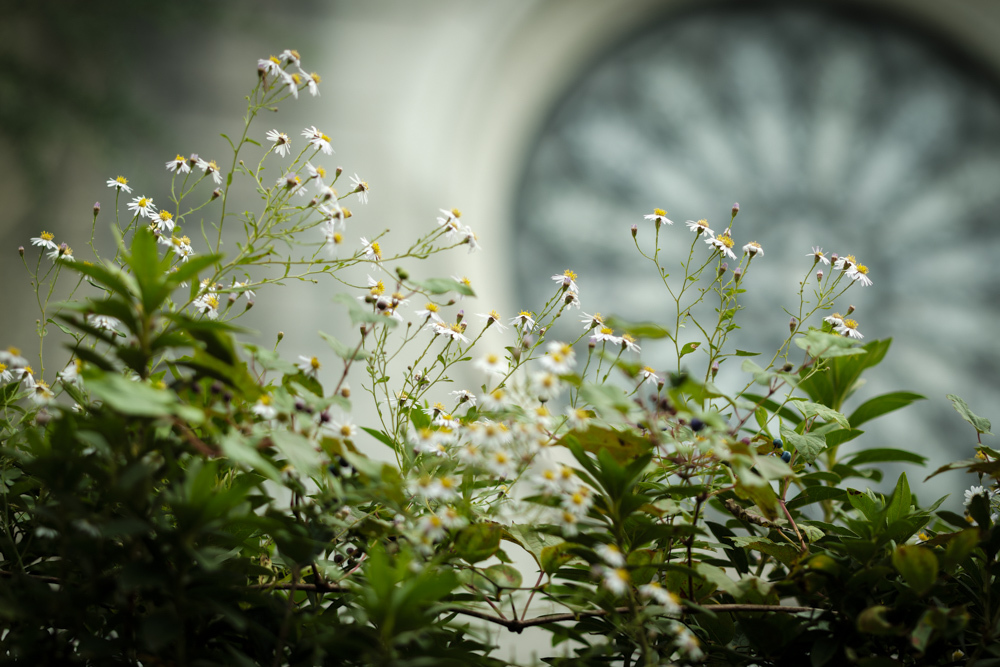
[64,257,139,300]
[728,536,800,567]
[603,316,670,340]
[849,391,925,428]
[481,563,522,589]
[319,330,367,361]
[742,360,774,387]
[892,545,937,596]
[455,523,502,564]
[845,448,927,466]
[797,338,891,411]
[84,373,179,418]
[885,472,912,525]
[540,543,574,574]
[947,394,993,435]
[735,349,760,357]
[360,427,397,451]
[794,401,849,429]
[410,277,475,297]
[794,330,867,359]
[332,292,400,328]
[578,384,634,418]
[786,486,847,510]
[219,433,281,482]
[553,424,650,463]
[780,426,827,465]
[166,253,223,287]
[679,342,701,359]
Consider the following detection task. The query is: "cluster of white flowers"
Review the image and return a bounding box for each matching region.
[257,49,321,100]
[436,209,480,254]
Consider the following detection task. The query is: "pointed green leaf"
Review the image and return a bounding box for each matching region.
[410,277,475,297]
[780,426,827,465]
[455,523,502,564]
[603,316,670,340]
[892,545,937,596]
[947,394,992,435]
[849,391,925,428]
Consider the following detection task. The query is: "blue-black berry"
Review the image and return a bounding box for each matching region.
[781,451,792,463]
[772,438,783,450]
[690,418,705,432]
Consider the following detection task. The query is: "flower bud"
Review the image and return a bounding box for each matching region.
[212,188,222,200]
[846,304,855,315]
[631,224,638,238]
[395,266,409,280]
[276,331,284,343]
[340,383,351,398]
[718,262,728,277]
[782,362,794,373]
[731,202,740,217]
[245,299,254,311]
[733,267,743,283]
[456,310,464,323]
[711,361,719,379]
[18,246,24,257]
[588,339,596,349]
[789,317,797,334]
[93,202,101,217]
[816,270,823,282]
[188,153,200,167]
[336,166,343,178]
[829,253,838,264]
[228,293,237,304]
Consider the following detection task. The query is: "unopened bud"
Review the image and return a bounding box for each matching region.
[456,310,464,323]
[846,304,855,315]
[631,224,638,238]
[829,253,838,264]
[561,277,572,289]
[816,270,823,281]
[711,361,719,379]
[18,246,24,257]
[188,153,200,167]
[93,202,101,217]
[731,202,740,217]
[718,263,728,277]
[789,317,798,334]
[733,267,742,283]
[212,188,222,200]
[588,339,596,349]
[228,293,237,304]
[276,331,284,343]
[335,166,343,178]
[340,383,351,398]
[258,64,267,79]
[245,299,254,311]
[395,266,409,280]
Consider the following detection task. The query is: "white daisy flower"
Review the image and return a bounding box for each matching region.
[483,448,517,478]
[555,509,579,537]
[127,195,157,219]
[48,244,74,262]
[835,318,864,339]
[581,312,605,330]
[0,363,11,383]
[258,55,282,76]
[195,158,223,185]
[252,395,277,419]
[427,322,470,344]
[416,302,445,324]
[31,380,55,405]
[848,263,873,287]
[705,231,737,260]
[279,49,301,67]
[297,355,322,377]
[164,235,195,262]
[742,241,764,257]
[590,326,622,346]
[641,366,661,387]
[58,359,83,385]
[349,174,370,204]
[596,544,626,567]
[330,419,358,439]
[416,513,448,543]
[475,352,506,375]
[14,365,36,388]
[265,129,291,157]
[231,281,255,301]
[165,154,190,174]
[450,389,477,407]
[321,223,342,257]
[280,71,300,99]
[965,485,990,507]
[599,566,631,596]
[644,208,673,225]
[193,293,220,320]
[478,310,507,331]
[551,269,579,293]
[30,231,58,251]
[685,218,713,236]
[509,310,536,329]
[150,209,175,233]
[808,246,830,265]
[638,582,682,614]
[479,387,512,411]
[539,342,575,375]
[360,237,382,262]
[106,175,133,194]
[833,254,857,271]
[304,72,321,97]
[620,333,641,353]
[565,407,591,431]
[437,208,462,226]
[302,126,334,155]
[87,314,121,332]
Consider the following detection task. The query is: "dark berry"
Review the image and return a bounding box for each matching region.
[772,439,783,450]
[690,418,705,432]
[781,451,792,463]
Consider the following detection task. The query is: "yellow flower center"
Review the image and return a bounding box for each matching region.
[842,318,859,330]
[372,281,385,295]
[518,310,533,319]
[115,176,128,186]
[259,395,272,405]
[718,234,734,249]
[425,303,439,312]
[23,365,34,375]
[291,73,302,84]
[206,160,218,172]
[486,354,499,363]
[310,72,321,83]
[159,210,173,221]
[623,333,636,344]
[654,208,667,216]
[315,165,326,178]
[599,326,614,336]
[333,232,343,244]
[321,133,332,143]
[309,357,321,370]
[40,231,54,241]
[488,309,500,321]
[269,55,281,65]
[174,154,184,162]
[460,277,471,287]
[697,219,709,227]
[206,296,219,309]
[855,264,869,275]
[563,269,578,281]
[370,242,382,258]
[339,425,353,437]
[440,477,455,489]
[451,208,462,218]
[0,363,5,372]
[138,198,149,207]
[8,347,20,356]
